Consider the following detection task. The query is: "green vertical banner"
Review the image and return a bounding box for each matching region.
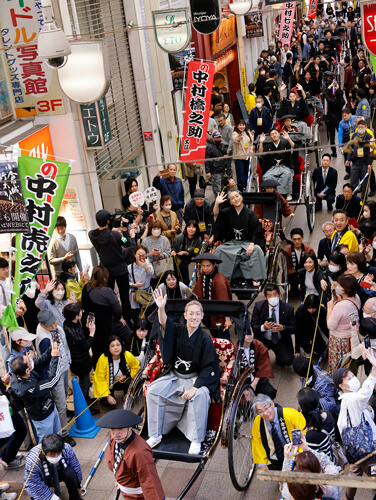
[370,54,376,77]
[12,156,71,304]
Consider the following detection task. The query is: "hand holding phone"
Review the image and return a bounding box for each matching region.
[291,429,302,446]
[365,334,371,350]
[360,280,371,289]
[349,312,357,326]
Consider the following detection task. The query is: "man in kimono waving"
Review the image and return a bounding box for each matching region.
[146,289,220,455]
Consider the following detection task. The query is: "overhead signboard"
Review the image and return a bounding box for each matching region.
[189,0,221,35]
[79,97,112,150]
[362,3,376,56]
[153,8,191,53]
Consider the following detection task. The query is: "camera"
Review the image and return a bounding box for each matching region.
[109,209,133,229]
[37,0,71,69]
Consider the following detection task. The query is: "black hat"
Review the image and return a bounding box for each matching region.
[193,189,205,199]
[192,252,222,264]
[96,209,111,226]
[96,409,142,429]
[260,179,279,188]
[333,368,347,388]
[280,114,294,121]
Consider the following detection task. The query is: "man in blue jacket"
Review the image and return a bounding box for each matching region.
[338,109,357,179]
[249,96,273,138]
[153,163,185,223]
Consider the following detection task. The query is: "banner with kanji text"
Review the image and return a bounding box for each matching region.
[12,156,70,303]
[278,2,296,46]
[180,60,215,164]
[308,0,317,19]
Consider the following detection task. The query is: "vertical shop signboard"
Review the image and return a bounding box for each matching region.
[0,161,30,233]
[153,9,191,53]
[80,97,112,149]
[180,60,215,164]
[13,156,70,301]
[0,0,65,116]
[278,2,297,45]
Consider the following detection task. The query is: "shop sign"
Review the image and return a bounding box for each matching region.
[0,0,65,116]
[211,16,236,57]
[229,0,253,15]
[189,0,221,35]
[19,126,55,161]
[236,90,249,122]
[308,0,317,19]
[264,0,284,5]
[143,132,153,141]
[278,2,297,45]
[362,3,376,57]
[245,12,264,38]
[180,60,215,164]
[13,155,70,300]
[59,186,86,231]
[153,9,191,54]
[168,47,195,90]
[80,97,112,149]
[0,161,29,234]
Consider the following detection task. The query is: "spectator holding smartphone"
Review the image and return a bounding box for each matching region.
[47,216,82,279]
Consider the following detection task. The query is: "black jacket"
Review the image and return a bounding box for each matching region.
[347,131,373,167]
[89,227,129,277]
[335,194,362,219]
[10,350,60,421]
[295,304,329,354]
[312,166,337,197]
[183,199,213,237]
[317,237,332,262]
[277,98,309,122]
[261,137,294,175]
[251,299,295,342]
[205,142,228,174]
[63,319,93,376]
[324,92,345,125]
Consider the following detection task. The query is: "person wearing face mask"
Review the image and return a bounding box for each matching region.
[59,260,89,306]
[251,283,295,367]
[6,327,35,373]
[155,195,180,244]
[36,279,71,329]
[35,309,75,447]
[141,220,171,287]
[333,349,376,499]
[25,433,82,500]
[320,251,347,303]
[345,120,373,199]
[248,96,273,138]
[327,274,361,375]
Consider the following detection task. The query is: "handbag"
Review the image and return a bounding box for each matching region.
[341,410,374,464]
[152,257,174,278]
[321,428,348,468]
[0,395,15,439]
[131,264,153,306]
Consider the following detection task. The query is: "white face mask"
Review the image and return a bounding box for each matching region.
[256,102,262,109]
[53,290,65,300]
[25,286,36,299]
[363,312,374,318]
[328,264,339,273]
[29,359,34,371]
[268,297,279,307]
[347,376,361,392]
[364,211,371,219]
[152,229,161,237]
[163,205,171,212]
[358,129,366,136]
[46,454,62,464]
[260,71,265,75]
[372,242,376,250]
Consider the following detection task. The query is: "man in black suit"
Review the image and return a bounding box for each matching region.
[251,283,295,367]
[262,87,274,115]
[335,183,362,219]
[312,153,338,211]
[317,221,335,263]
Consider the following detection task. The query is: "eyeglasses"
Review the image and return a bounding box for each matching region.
[256,403,272,415]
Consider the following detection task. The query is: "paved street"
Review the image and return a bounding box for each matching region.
[1,131,373,500]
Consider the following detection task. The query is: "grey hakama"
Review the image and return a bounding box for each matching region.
[215,240,267,281]
[262,164,294,195]
[147,374,210,442]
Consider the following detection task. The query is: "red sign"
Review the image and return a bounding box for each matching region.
[362,3,376,56]
[143,131,153,141]
[180,60,215,164]
[307,0,317,20]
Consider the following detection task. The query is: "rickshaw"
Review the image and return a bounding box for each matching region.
[124,299,256,498]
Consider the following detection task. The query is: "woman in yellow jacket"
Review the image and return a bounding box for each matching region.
[93,335,140,407]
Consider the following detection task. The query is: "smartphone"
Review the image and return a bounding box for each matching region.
[332,289,338,301]
[51,329,60,344]
[291,429,302,446]
[368,463,376,475]
[361,281,371,289]
[365,334,371,349]
[88,312,95,324]
[70,292,76,300]
[267,317,274,324]
[349,312,357,326]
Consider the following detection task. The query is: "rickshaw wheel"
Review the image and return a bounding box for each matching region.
[123,371,145,422]
[228,383,255,491]
[305,170,316,232]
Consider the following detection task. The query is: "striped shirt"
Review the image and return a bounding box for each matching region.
[306,411,336,461]
[24,444,82,500]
